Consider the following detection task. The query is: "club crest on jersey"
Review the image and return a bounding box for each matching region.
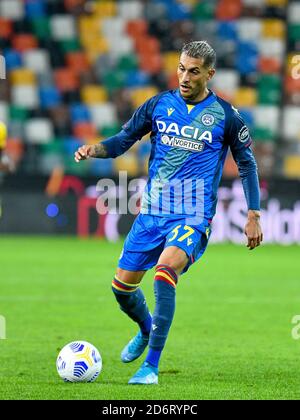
[201,114,215,126]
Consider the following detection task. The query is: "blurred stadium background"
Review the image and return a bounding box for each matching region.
[0,0,299,242]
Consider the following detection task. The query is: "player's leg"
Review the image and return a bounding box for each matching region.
[112,214,165,364]
[112,269,149,332]
[145,246,187,366]
[112,268,153,362]
[128,246,187,385]
[128,223,211,384]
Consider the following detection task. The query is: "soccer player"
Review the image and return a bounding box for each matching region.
[74,41,263,385]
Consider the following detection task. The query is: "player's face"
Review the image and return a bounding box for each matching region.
[177,53,215,101]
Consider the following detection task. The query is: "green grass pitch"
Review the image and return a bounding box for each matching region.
[0,236,300,400]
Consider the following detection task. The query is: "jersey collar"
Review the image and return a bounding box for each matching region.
[176,88,215,105]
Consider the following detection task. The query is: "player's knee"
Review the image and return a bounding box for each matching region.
[156,261,183,277]
[112,274,141,297]
[116,268,144,284]
[111,268,146,300]
[157,247,188,275]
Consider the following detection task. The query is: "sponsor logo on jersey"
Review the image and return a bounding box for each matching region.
[167,107,175,116]
[201,114,215,126]
[161,135,205,152]
[238,125,250,143]
[157,120,212,144]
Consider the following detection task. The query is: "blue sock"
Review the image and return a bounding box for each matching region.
[112,276,152,336]
[139,312,152,336]
[145,348,162,368]
[145,264,178,368]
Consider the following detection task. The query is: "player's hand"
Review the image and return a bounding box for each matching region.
[74,145,94,163]
[244,210,263,250]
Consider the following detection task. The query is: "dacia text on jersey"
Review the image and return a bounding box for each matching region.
[156,121,212,152]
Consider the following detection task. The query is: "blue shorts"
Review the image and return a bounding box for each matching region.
[118,213,211,274]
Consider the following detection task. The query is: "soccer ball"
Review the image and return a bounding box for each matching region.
[56,341,102,382]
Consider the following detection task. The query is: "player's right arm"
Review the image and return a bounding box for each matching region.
[74,129,138,162]
[74,95,160,163]
[74,141,111,162]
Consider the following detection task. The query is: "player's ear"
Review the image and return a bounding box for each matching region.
[206,68,215,82]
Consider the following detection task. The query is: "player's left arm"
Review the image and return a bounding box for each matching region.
[226,108,263,250]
